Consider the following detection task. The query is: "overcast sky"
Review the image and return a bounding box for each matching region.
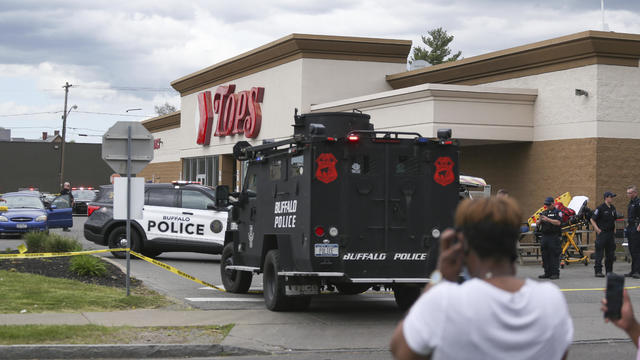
[1,0,638,142]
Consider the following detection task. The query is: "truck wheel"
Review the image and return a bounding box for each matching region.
[335,284,370,295]
[108,226,141,259]
[221,243,252,293]
[393,285,422,311]
[263,249,303,311]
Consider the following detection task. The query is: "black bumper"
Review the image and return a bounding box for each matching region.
[84,225,107,246]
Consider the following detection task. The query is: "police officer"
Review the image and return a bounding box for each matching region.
[537,197,563,280]
[590,191,618,277]
[627,185,640,278]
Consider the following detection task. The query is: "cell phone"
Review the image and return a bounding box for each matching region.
[605,273,625,320]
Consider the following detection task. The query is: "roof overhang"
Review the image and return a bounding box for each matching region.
[310,83,537,142]
[142,111,181,133]
[171,34,412,96]
[387,30,640,88]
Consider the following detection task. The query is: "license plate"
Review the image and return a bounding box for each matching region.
[286,284,319,296]
[314,243,339,257]
[16,224,27,229]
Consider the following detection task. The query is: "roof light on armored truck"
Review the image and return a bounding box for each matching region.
[347,134,359,142]
[437,128,452,145]
[314,226,325,237]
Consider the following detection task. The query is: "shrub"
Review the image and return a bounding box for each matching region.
[23,232,49,253]
[23,232,82,253]
[46,234,82,253]
[69,255,108,277]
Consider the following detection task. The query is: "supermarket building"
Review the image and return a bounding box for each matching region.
[139,30,640,215]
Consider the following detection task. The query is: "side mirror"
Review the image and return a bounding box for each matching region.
[215,185,230,208]
[231,206,240,222]
[50,204,58,210]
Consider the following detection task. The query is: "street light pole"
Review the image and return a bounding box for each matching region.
[58,82,74,189]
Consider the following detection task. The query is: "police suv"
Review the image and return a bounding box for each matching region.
[84,182,228,258]
[219,111,459,311]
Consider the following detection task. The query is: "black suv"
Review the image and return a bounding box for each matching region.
[84,182,229,258]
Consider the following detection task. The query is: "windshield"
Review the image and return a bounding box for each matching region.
[1,196,44,209]
[72,190,96,201]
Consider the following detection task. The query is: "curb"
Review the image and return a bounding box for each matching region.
[0,344,268,359]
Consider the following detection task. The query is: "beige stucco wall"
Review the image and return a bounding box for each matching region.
[310,83,537,142]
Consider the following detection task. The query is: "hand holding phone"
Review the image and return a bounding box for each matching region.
[605,273,625,320]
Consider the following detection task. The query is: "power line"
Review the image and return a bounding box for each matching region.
[40,85,177,93]
[75,111,155,117]
[0,111,62,117]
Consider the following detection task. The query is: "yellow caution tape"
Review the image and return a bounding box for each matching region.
[17,244,27,254]
[561,286,640,292]
[0,248,128,259]
[129,250,229,292]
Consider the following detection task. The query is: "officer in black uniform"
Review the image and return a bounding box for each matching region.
[537,197,563,280]
[590,191,618,277]
[626,185,640,278]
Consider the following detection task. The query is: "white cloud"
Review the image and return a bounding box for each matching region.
[0,0,638,141]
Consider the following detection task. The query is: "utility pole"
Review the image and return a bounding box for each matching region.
[58,82,72,189]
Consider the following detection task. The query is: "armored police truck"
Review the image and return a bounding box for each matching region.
[218,111,459,311]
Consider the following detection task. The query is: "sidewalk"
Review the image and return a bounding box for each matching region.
[0,308,399,359]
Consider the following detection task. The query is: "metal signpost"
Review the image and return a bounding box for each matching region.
[102,121,153,295]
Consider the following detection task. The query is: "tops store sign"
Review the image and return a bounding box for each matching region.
[195,84,265,145]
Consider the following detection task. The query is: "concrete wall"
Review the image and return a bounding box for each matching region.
[0,142,113,193]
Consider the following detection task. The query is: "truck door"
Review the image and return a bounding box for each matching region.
[235,164,261,267]
[339,138,458,278]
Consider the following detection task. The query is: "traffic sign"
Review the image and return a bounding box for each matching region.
[102,121,154,175]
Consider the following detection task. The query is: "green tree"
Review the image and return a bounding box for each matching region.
[410,27,462,65]
[154,102,177,116]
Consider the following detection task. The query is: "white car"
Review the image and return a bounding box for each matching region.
[84,182,229,258]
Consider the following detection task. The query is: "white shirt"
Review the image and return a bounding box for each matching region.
[403,278,573,360]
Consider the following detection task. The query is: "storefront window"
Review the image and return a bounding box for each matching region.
[182,156,219,187]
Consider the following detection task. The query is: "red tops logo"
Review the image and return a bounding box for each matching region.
[315,153,338,184]
[196,84,265,145]
[433,156,455,186]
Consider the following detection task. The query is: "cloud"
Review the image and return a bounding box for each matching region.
[0,0,638,141]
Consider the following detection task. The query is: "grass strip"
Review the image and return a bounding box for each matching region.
[0,270,169,313]
[0,324,234,345]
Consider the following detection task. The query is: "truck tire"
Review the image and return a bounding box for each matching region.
[221,243,252,293]
[108,226,141,259]
[263,249,310,311]
[393,285,422,311]
[335,284,370,295]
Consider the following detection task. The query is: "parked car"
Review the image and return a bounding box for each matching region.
[0,192,73,237]
[71,187,97,215]
[84,182,228,258]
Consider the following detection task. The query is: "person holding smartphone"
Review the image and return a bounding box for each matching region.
[391,197,573,360]
[601,289,640,350]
